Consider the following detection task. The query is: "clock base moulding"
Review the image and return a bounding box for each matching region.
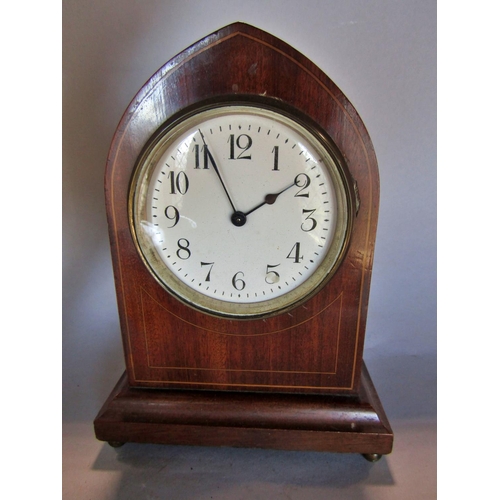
[94,362,393,459]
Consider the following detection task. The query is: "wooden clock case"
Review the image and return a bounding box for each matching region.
[94,23,393,460]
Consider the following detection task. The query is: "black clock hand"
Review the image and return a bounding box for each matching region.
[198,129,238,214]
[243,181,296,217]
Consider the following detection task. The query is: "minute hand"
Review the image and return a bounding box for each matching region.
[198,129,238,213]
[243,181,296,217]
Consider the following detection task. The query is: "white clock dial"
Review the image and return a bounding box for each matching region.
[131,104,352,318]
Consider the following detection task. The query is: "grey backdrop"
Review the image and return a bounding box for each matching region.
[63,1,436,498]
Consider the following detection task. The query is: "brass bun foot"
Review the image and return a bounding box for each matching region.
[108,441,125,448]
[362,453,383,462]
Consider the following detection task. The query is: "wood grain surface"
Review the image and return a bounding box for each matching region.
[105,22,379,394]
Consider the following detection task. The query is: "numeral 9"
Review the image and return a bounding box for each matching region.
[164,205,180,227]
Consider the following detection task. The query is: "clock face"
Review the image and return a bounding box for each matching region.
[130,102,353,318]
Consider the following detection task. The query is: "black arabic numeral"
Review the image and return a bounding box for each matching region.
[168,171,189,194]
[232,271,246,291]
[265,264,280,284]
[228,134,252,160]
[286,242,303,263]
[201,262,214,281]
[301,208,317,232]
[294,173,310,198]
[176,238,191,260]
[164,205,180,227]
[193,144,210,169]
[272,146,279,171]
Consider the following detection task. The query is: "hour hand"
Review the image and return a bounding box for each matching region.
[243,181,296,217]
[230,182,295,227]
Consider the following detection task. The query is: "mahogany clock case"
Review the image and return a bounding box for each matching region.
[94,22,393,457]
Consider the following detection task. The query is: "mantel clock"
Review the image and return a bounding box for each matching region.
[94,23,393,462]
